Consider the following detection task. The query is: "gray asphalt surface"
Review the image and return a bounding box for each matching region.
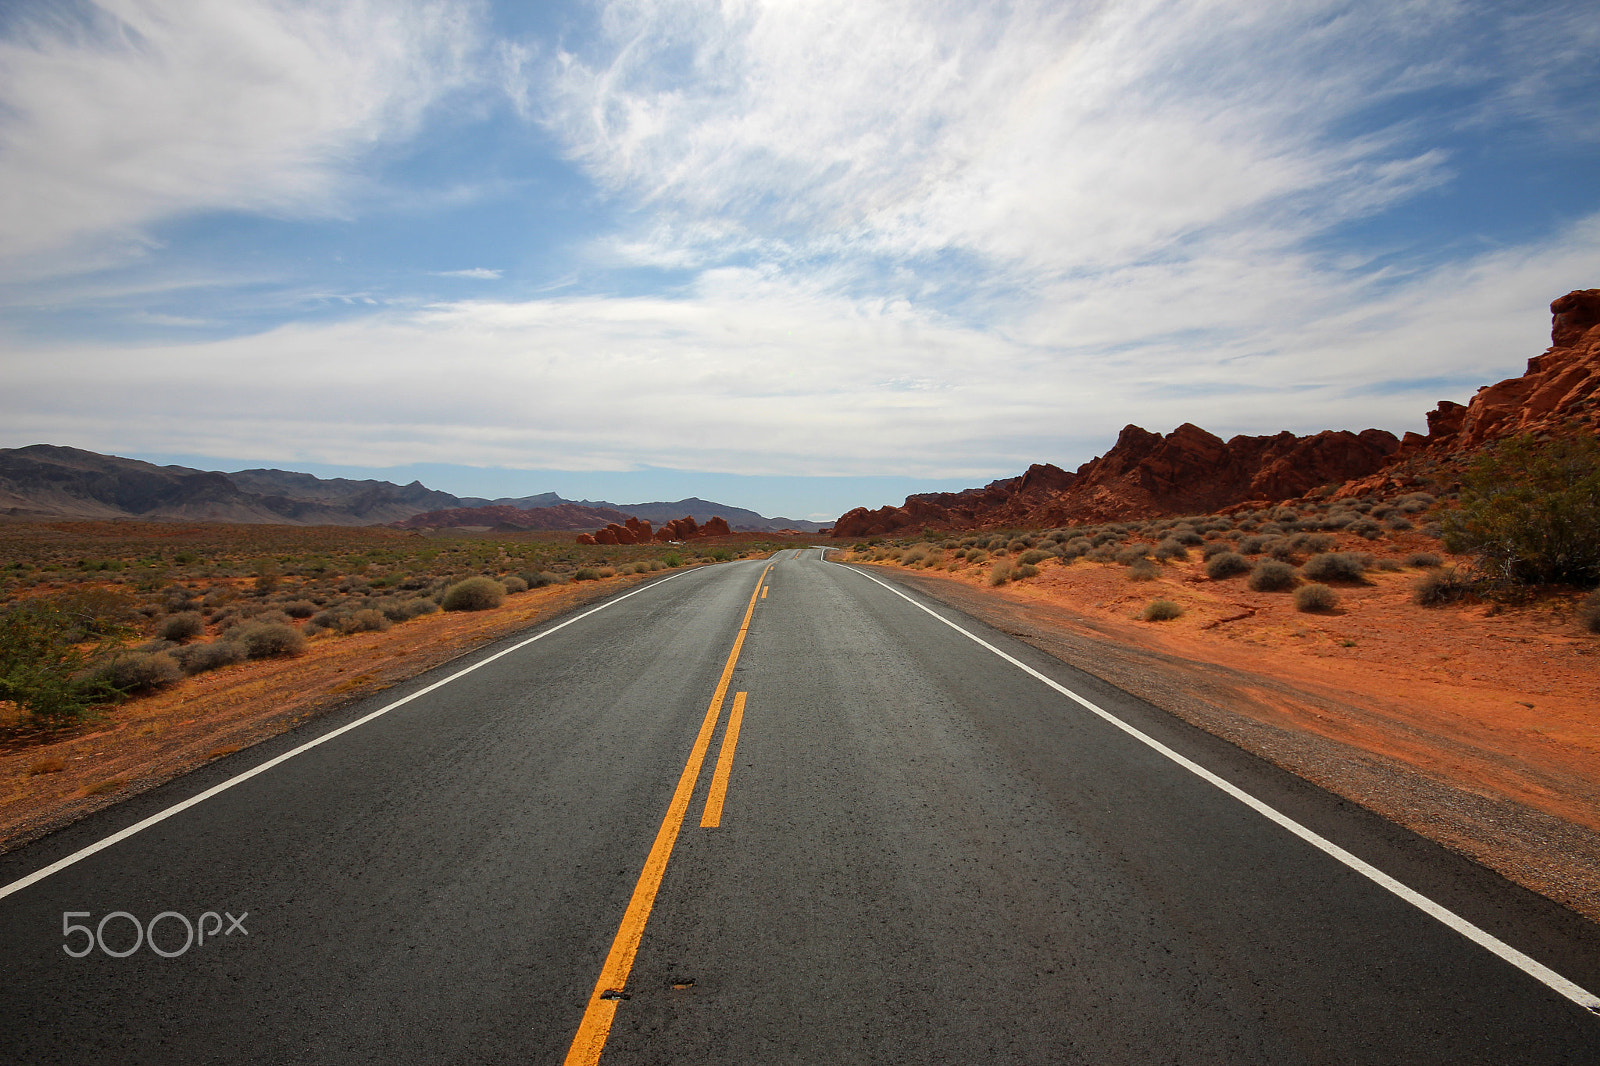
[1,549,1597,1064]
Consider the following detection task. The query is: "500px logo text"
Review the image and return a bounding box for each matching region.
[63,910,248,958]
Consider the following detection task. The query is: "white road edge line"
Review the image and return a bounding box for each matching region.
[840,563,1600,1018]
[0,570,695,903]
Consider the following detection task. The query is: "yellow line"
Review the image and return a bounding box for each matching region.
[761,586,768,599]
[563,564,771,1066]
[700,691,747,828]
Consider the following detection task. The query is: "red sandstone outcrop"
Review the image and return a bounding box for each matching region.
[834,288,1600,537]
[832,427,1397,536]
[1337,288,1600,497]
[576,514,735,544]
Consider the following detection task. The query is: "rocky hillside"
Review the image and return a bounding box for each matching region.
[0,446,453,525]
[393,502,635,531]
[834,288,1600,537]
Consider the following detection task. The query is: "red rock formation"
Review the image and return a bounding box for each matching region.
[832,427,1396,536]
[834,288,1600,536]
[580,514,736,544]
[1338,288,1600,497]
[575,533,597,545]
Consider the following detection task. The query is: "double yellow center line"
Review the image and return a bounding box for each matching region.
[563,564,771,1066]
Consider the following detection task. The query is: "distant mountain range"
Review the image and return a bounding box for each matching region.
[0,446,828,532]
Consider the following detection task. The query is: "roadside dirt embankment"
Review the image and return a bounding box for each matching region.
[0,573,666,853]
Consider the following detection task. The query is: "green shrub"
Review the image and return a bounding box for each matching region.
[1294,583,1340,612]
[1153,538,1188,561]
[1300,552,1369,583]
[280,599,317,619]
[0,597,125,722]
[1238,535,1270,555]
[1443,434,1600,587]
[1248,560,1298,592]
[157,610,205,643]
[1405,552,1443,568]
[1013,563,1040,579]
[501,575,529,594]
[175,640,245,676]
[1019,549,1051,565]
[83,650,183,694]
[442,576,506,610]
[1205,552,1251,579]
[1114,545,1150,565]
[231,622,305,659]
[1142,599,1183,621]
[1347,517,1384,540]
[966,550,989,566]
[988,562,1012,586]
[1201,541,1233,560]
[1413,568,1476,607]
[573,568,600,582]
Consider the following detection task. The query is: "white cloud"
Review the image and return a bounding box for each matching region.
[432,267,503,279]
[0,0,481,275]
[4,213,1592,482]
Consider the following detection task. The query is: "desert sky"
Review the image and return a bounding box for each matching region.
[1,1,1596,519]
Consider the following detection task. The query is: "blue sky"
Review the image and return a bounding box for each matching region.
[1,0,1597,521]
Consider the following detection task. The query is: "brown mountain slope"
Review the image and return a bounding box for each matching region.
[392,503,634,531]
[834,287,1600,537]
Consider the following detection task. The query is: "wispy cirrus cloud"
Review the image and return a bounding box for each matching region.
[0,0,482,277]
[432,267,503,279]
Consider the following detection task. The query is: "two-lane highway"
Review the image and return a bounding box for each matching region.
[1,550,1597,1063]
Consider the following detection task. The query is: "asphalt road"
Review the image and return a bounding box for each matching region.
[1,550,1598,1064]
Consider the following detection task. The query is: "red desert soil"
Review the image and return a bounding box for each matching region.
[0,573,663,854]
[841,546,1600,922]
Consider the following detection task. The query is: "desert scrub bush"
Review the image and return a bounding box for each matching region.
[501,575,529,594]
[1237,535,1270,555]
[1346,517,1384,540]
[175,640,245,676]
[1404,552,1443,568]
[1205,552,1251,579]
[1248,560,1298,592]
[157,610,205,643]
[1580,591,1600,634]
[1012,562,1040,579]
[0,597,125,723]
[965,550,989,566]
[1413,568,1477,607]
[987,562,1012,586]
[902,548,928,567]
[573,568,601,582]
[1200,541,1234,560]
[1442,433,1600,587]
[336,609,390,635]
[1019,549,1051,565]
[1170,529,1204,547]
[1294,583,1340,612]
[441,576,506,611]
[82,650,183,695]
[231,622,305,659]
[1114,544,1150,565]
[1142,599,1183,621]
[1127,559,1161,582]
[1300,552,1369,583]
[1289,533,1336,555]
[280,599,317,619]
[1152,538,1188,562]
